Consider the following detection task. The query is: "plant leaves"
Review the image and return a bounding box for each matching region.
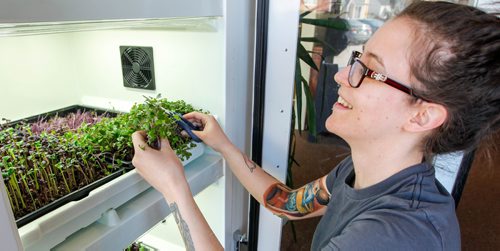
[319,62,329,118]
[300,10,313,18]
[300,37,337,53]
[297,43,318,71]
[0,97,203,220]
[301,76,317,137]
[300,37,319,43]
[294,58,303,133]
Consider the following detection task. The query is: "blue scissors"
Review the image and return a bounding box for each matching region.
[162,109,202,143]
[144,96,202,143]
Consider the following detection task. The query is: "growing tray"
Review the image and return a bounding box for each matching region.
[5,104,204,232]
[20,145,207,251]
[16,167,127,228]
[3,105,126,228]
[7,105,118,125]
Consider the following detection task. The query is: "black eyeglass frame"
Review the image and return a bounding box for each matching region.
[348,51,429,102]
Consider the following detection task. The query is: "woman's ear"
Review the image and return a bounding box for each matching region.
[404,103,448,133]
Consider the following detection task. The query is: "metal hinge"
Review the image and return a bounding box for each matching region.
[233,230,248,251]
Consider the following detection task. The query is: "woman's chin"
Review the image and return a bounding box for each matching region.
[325,118,349,137]
[325,115,338,133]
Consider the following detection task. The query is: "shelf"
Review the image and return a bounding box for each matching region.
[18,144,222,251]
[52,153,223,251]
[136,180,224,251]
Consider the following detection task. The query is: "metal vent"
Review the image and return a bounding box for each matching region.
[120,46,156,90]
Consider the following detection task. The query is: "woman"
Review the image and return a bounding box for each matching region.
[131,1,499,250]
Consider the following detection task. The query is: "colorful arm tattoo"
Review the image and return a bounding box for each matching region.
[263,176,331,218]
[169,202,195,251]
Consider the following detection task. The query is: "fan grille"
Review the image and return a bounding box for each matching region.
[120,46,156,90]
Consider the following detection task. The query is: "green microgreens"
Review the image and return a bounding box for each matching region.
[0,96,204,220]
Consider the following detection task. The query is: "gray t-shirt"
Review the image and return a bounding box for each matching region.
[311,157,460,251]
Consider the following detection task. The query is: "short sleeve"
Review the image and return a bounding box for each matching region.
[326,156,352,193]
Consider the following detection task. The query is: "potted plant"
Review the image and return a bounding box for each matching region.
[285,5,349,241]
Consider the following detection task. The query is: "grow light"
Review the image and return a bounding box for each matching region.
[0,17,218,37]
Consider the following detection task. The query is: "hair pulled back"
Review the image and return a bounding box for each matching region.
[397,1,500,155]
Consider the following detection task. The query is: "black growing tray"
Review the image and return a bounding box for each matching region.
[15,168,126,228]
[7,105,117,124]
[2,105,132,228]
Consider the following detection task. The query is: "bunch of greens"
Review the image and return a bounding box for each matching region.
[77,95,200,164]
[129,95,200,158]
[0,96,202,220]
[30,110,105,135]
[0,111,113,218]
[124,241,156,251]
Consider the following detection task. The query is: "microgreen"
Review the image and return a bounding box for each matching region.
[0,96,203,220]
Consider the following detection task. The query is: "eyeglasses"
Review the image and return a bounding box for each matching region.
[347,51,428,101]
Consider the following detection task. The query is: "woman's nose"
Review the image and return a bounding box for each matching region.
[334,65,350,87]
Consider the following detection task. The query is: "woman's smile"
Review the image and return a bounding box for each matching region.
[334,95,353,110]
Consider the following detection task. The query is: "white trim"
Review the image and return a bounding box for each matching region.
[258,0,301,250]
[0,174,22,251]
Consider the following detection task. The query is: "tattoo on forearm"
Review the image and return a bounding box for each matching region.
[242,153,257,173]
[169,202,195,251]
[263,176,331,218]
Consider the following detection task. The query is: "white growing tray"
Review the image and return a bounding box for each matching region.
[18,143,216,251]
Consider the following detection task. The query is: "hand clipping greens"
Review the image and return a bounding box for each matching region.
[0,96,202,220]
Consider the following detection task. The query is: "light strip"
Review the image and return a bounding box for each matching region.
[0,17,219,37]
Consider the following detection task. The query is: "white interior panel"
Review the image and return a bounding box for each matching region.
[0,34,79,121]
[0,1,254,249]
[72,21,225,119]
[0,18,224,122]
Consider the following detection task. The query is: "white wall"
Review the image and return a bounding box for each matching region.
[71,20,225,118]
[0,18,225,124]
[0,33,79,121]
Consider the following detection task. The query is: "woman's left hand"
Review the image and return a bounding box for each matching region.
[132,131,223,250]
[131,131,189,202]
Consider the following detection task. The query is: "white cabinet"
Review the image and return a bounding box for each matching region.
[0,1,255,250]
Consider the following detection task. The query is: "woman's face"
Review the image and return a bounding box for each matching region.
[326,18,418,144]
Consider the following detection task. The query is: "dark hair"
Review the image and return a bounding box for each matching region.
[397,1,500,155]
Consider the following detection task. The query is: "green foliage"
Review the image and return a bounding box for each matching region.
[0,96,201,220]
[295,12,348,137]
[125,241,156,251]
[126,95,201,159]
[288,11,349,242]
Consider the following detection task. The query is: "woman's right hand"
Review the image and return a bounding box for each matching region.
[183,112,234,153]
